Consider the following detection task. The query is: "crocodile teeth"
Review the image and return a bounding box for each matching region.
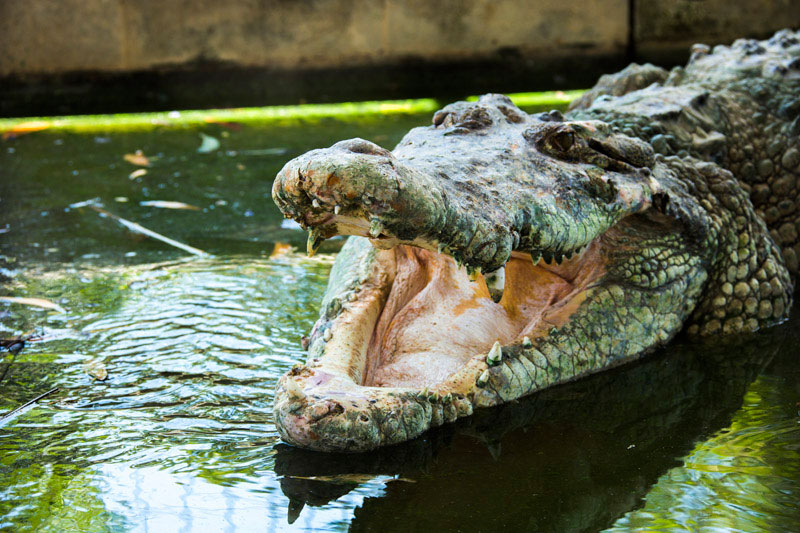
[468,266,482,282]
[312,198,321,209]
[369,218,384,238]
[334,205,341,215]
[554,252,564,265]
[487,341,503,367]
[283,376,305,399]
[307,227,324,256]
[522,336,533,349]
[541,251,553,264]
[438,243,446,254]
[530,251,541,264]
[476,369,490,387]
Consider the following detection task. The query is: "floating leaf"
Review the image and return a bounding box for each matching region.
[84,360,108,381]
[270,242,293,258]
[129,168,148,179]
[123,150,150,167]
[140,200,201,211]
[197,133,220,153]
[2,120,51,140]
[0,296,66,313]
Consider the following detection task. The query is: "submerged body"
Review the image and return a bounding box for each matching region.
[272,30,798,451]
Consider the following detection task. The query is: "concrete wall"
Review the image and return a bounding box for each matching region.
[0,0,629,76]
[1,0,798,116]
[636,0,800,60]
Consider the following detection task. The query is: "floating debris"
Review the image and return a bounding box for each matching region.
[197,133,220,153]
[0,387,59,428]
[0,296,66,313]
[140,200,201,211]
[72,199,209,257]
[270,242,293,258]
[84,360,108,381]
[123,150,151,167]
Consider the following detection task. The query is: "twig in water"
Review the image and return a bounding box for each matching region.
[0,387,60,427]
[0,332,44,385]
[72,199,210,257]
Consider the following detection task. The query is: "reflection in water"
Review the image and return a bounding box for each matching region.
[1,121,799,532]
[275,328,798,532]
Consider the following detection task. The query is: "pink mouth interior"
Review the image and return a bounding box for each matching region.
[362,241,607,389]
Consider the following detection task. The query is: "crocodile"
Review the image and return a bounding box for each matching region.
[271,30,798,452]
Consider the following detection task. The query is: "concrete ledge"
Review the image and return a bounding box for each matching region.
[1,0,799,116]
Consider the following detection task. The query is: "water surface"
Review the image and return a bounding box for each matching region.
[1,110,798,532]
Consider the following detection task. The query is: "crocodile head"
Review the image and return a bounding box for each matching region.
[271,94,790,452]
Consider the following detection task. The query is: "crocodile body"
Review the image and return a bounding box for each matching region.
[271,30,798,452]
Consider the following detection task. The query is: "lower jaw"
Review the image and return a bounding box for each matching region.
[274,241,606,452]
[274,365,476,451]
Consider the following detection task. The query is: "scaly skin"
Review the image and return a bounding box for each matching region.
[271,30,797,452]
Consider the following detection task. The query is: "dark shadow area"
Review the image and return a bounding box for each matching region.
[0,53,632,118]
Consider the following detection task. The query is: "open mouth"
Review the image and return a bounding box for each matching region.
[273,201,614,451]
[359,242,605,390]
[270,121,659,451]
[299,202,609,393]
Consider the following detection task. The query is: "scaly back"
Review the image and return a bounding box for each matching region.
[571,29,800,276]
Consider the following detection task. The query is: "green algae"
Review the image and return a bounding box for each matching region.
[0,91,582,134]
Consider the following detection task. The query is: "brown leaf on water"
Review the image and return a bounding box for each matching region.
[139,200,201,211]
[84,360,108,381]
[270,242,293,258]
[2,120,51,140]
[123,150,150,167]
[0,296,66,313]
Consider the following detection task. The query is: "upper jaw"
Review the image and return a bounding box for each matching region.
[273,132,655,274]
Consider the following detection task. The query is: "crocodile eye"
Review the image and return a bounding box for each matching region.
[550,131,575,152]
[433,111,450,127]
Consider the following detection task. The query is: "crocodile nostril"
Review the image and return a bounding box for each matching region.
[335,138,392,157]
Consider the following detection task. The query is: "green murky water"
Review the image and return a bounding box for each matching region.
[1,107,799,532]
